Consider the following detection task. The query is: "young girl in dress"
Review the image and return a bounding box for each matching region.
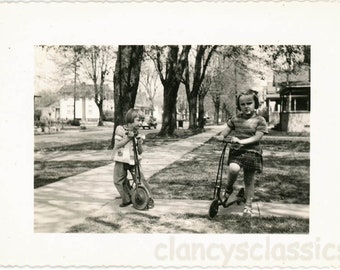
[216,90,268,217]
[112,109,154,208]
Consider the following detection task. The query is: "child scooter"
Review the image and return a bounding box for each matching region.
[208,138,246,219]
[129,132,153,210]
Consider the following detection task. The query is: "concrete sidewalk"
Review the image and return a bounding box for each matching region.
[34,125,225,232]
[34,125,309,233]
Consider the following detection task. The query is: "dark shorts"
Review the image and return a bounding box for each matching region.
[227,149,263,173]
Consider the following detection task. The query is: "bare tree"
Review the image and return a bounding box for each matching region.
[182,45,217,130]
[150,45,191,136]
[209,69,226,124]
[198,75,211,128]
[46,45,85,121]
[109,45,144,149]
[82,46,115,126]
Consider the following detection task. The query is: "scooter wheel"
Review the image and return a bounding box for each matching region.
[131,186,150,210]
[208,199,219,219]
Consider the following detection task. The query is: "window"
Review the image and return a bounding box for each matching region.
[291,96,310,111]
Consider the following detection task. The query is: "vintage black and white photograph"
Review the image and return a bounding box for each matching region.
[1,2,340,268]
[34,45,310,233]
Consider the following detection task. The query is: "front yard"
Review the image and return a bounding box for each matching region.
[65,136,310,233]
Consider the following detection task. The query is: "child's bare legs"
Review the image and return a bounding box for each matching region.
[243,169,255,216]
[243,169,255,206]
[223,163,241,203]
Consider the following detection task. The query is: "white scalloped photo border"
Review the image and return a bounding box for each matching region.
[0,2,339,269]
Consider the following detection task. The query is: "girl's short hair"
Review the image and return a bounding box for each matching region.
[125,109,140,124]
[236,89,260,110]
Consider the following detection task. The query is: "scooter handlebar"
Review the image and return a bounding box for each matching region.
[214,136,242,150]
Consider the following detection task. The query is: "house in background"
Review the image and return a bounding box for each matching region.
[134,90,156,120]
[279,81,310,133]
[37,85,161,124]
[265,83,280,127]
[37,101,60,121]
[58,83,114,122]
[265,65,310,133]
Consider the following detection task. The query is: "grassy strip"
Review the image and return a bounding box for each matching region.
[149,139,310,204]
[36,129,202,152]
[34,160,112,188]
[37,140,112,152]
[67,212,309,233]
[262,140,310,152]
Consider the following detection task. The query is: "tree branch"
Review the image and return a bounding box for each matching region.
[199,45,217,85]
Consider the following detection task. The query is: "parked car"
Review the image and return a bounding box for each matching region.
[139,117,157,129]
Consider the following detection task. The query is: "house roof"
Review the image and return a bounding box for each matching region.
[37,101,60,110]
[59,83,112,99]
[279,81,310,95]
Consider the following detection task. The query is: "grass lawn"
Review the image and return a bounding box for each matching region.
[36,129,201,152]
[34,160,112,188]
[149,138,310,204]
[67,136,310,234]
[67,212,309,233]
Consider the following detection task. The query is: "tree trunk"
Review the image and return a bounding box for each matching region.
[187,46,203,130]
[186,45,216,130]
[93,82,105,127]
[96,72,106,127]
[197,92,205,129]
[214,100,220,125]
[221,103,227,123]
[109,45,143,149]
[159,83,178,136]
[97,100,104,126]
[188,93,197,129]
[157,45,191,137]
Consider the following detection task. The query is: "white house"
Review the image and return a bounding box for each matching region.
[58,83,114,122]
[265,65,310,133]
[38,101,60,121]
[59,97,114,121]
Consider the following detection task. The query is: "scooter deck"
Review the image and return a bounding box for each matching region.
[208,188,245,218]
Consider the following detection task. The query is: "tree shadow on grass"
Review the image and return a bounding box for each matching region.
[67,216,121,233]
[34,160,112,188]
[149,152,310,204]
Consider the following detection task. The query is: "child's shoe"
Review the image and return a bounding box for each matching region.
[119,201,132,207]
[147,198,154,209]
[221,192,232,208]
[243,205,253,217]
[221,186,233,208]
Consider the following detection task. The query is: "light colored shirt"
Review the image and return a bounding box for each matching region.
[113,125,139,165]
